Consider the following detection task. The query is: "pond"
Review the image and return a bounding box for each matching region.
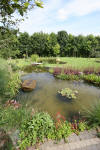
[16,72,100,119]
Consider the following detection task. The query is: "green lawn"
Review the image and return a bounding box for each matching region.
[8,57,100,71]
[43,57,100,71]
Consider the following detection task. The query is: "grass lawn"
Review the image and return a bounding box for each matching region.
[42,57,100,71]
[8,57,100,71]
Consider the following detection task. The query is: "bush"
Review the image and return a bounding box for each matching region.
[19,112,55,149]
[31,54,39,62]
[39,57,57,64]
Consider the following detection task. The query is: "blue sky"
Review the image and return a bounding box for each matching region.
[19,0,100,35]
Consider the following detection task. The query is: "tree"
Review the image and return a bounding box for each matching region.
[0,0,43,27]
[53,43,60,56]
[30,32,48,56]
[18,32,30,57]
[46,33,59,56]
[57,31,69,56]
[0,28,20,58]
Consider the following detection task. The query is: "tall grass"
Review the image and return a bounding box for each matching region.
[0,58,10,98]
[83,102,100,127]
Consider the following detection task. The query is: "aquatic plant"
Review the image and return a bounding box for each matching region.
[58,88,78,100]
[56,74,80,80]
[83,74,100,86]
[53,67,62,75]
[83,67,95,75]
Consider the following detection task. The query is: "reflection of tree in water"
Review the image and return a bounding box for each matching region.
[0,128,15,150]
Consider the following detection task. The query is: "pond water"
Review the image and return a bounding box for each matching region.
[16,72,100,118]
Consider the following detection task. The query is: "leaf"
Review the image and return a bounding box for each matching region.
[12,0,18,3]
[24,2,29,8]
[35,0,44,8]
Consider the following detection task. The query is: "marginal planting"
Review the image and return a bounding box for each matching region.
[53,67,100,86]
[83,102,100,128]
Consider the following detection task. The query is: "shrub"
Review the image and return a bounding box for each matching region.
[19,112,55,150]
[38,57,57,64]
[31,54,39,62]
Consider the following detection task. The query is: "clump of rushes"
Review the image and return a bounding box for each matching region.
[58,88,78,99]
[53,67,62,76]
[0,105,30,130]
[83,102,100,128]
[83,67,95,75]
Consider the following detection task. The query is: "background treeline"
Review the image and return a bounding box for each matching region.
[0,28,100,58]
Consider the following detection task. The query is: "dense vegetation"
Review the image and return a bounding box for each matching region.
[0,29,100,58]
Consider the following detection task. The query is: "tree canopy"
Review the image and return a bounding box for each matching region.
[0,30,100,58]
[0,0,43,26]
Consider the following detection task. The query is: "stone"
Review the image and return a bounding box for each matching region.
[21,79,36,92]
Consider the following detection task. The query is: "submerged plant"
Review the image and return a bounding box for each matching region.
[58,88,78,100]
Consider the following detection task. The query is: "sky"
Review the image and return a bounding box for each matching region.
[19,0,100,36]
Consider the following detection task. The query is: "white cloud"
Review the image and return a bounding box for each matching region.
[58,0,100,20]
[19,0,62,34]
[18,0,100,35]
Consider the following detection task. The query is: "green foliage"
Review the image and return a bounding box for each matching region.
[0,58,21,101]
[19,112,55,149]
[83,74,100,86]
[18,32,31,57]
[56,122,72,140]
[58,88,78,99]
[0,106,30,130]
[53,43,60,56]
[31,54,39,62]
[0,28,100,58]
[0,28,20,59]
[83,102,100,127]
[5,72,21,99]
[56,74,80,80]
[57,31,69,56]
[0,58,10,98]
[78,121,88,132]
[0,0,43,26]
[39,57,57,64]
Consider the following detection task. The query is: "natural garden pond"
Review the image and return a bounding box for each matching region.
[16,72,100,118]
